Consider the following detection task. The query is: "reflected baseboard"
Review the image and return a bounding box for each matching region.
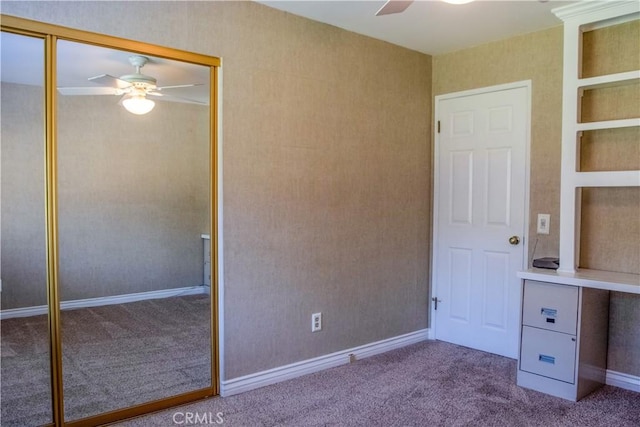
[0,285,209,320]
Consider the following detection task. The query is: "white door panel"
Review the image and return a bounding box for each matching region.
[434,84,529,358]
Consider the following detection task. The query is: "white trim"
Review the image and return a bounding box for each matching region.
[216,65,226,388]
[553,1,639,27]
[220,329,430,397]
[432,80,532,354]
[0,285,207,320]
[606,369,640,392]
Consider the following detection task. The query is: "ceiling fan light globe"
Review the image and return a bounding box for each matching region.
[123,96,155,115]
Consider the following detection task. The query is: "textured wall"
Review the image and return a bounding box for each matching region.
[1,1,432,379]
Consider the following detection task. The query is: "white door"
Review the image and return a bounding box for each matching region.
[433,83,529,358]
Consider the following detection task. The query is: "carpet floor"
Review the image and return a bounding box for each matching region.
[3,299,638,426]
[115,340,639,427]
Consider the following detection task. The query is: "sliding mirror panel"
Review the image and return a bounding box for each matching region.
[56,39,212,422]
[0,31,53,426]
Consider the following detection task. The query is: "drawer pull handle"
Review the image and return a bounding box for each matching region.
[541,307,557,317]
[539,354,555,364]
[546,318,555,324]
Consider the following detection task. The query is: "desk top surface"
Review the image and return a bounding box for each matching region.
[518,268,640,294]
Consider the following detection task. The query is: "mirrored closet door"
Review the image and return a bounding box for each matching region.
[0,15,219,426]
[0,31,53,427]
[56,39,213,422]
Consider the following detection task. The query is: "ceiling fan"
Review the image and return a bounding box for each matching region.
[57,55,204,115]
[376,0,474,16]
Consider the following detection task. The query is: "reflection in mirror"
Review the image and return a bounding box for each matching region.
[0,31,53,426]
[56,39,211,421]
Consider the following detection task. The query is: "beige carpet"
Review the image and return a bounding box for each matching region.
[116,340,639,427]
[3,300,638,426]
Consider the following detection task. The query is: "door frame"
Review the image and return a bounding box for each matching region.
[431,80,532,351]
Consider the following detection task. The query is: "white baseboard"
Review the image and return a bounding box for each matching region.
[0,285,208,320]
[220,328,431,397]
[606,369,640,392]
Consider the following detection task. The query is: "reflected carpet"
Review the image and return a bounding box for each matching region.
[0,294,211,426]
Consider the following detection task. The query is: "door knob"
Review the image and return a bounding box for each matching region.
[509,235,520,245]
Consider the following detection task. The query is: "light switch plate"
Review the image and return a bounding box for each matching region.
[537,214,550,235]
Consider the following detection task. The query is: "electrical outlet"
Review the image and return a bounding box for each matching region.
[537,213,550,235]
[311,312,322,332]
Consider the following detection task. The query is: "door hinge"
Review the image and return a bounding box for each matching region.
[432,297,441,310]
[437,120,441,134]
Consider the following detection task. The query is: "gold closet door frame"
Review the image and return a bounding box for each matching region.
[1,15,220,427]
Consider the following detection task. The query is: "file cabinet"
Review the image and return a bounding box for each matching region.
[517,280,609,401]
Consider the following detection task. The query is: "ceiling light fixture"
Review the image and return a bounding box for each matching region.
[122,93,155,115]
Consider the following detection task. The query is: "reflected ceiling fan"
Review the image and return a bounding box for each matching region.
[57,55,203,115]
[376,0,474,16]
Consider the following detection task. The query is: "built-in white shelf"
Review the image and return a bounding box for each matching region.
[573,170,640,187]
[578,70,640,90]
[518,268,640,294]
[576,118,640,132]
[557,0,640,272]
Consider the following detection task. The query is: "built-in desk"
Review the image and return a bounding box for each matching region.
[516,268,639,401]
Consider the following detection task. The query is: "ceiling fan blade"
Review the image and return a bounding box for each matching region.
[88,74,132,89]
[155,83,203,91]
[375,0,413,16]
[147,91,207,105]
[57,86,121,96]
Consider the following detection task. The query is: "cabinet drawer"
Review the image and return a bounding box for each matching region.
[520,326,576,383]
[522,281,578,334]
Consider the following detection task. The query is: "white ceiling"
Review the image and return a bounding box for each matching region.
[256,0,579,55]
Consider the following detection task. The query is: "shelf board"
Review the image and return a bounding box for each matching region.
[577,118,640,132]
[578,70,640,90]
[570,170,640,187]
